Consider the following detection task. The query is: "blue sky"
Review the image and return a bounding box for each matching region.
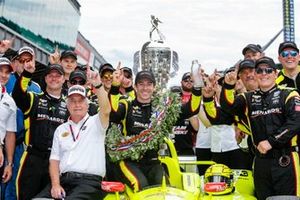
[78,0,299,85]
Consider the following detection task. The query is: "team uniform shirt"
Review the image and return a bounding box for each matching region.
[209,124,239,152]
[195,119,211,149]
[50,114,107,177]
[0,90,17,143]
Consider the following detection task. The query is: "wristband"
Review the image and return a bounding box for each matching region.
[7,162,14,167]
[94,83,102,89]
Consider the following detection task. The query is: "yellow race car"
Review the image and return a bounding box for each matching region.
[103,138,256,200]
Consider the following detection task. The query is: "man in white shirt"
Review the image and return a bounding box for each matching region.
[0,57,16,184]
[34,70,110,199]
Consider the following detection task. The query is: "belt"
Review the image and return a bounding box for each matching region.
[26,145,51,159]
[255,146,298,159]
[61,172,103,180]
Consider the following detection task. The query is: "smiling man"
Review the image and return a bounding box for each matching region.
[220,56,300,200]
[12,63,68,200]
[109,70,202,192]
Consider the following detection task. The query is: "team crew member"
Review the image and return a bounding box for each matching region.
[220,56,300,200]
[172,72,199,155]
[276,41,300,92]
[0,58,17,184]
[12,63,68,200]
[69,69,98,115]
[276,41,300,151]
[99,63,115,92]
[109,70,202,192]
[242,44,264,61]
[35,72,110,199]
[4,46,42,200]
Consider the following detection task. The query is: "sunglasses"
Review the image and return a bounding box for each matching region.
[280,50,298,58]
[183,79,193,83]
[255,67,274,74]
[70,79,86,85]
[102,74,113,80]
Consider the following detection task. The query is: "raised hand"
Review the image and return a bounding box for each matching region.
[87,64,101,87]
[23,55,36,73]
[224,68,238,86]
[49,45,60,64]
[112,62,123,85]
[0,37,14,54]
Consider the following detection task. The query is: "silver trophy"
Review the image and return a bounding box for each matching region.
[133,15,178,89]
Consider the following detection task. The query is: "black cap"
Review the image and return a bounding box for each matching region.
[170,86,182,93]
[99,63,114,75]
[0,57,13,72]
[121,67,133,75]
[255,56,276,69]
[75,64,87,71]
[45,64,64,75]
[60,50,77,60]
[69,70,87,83]
[242,44,262,55]
[182,72,191,81]
[238,59,255,73]
[278,41,299,54]
[135,70,156,85]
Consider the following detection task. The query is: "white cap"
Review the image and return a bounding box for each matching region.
[67,85,86,97]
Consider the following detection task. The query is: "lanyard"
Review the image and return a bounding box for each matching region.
[69,117,89,142]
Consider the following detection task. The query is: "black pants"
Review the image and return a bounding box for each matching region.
[212,148,252,170]
[17,151,50,200]
[254,152,299,200]
[119,160,163,192]
[195,148,212,175]
[35,172,105,200]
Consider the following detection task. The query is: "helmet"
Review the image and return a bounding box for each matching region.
[204,164,234,195]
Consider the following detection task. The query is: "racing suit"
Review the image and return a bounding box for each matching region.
[220,82,300,200]
[276,69,300,150]
[109,86,201,192]
[12,70,68,200]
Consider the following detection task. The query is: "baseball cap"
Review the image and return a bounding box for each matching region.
[0,57,13,72]
[67,85,86,97]
[99,63,114,75]
[69,70,87,83]
[170,85,182,93]
[242,44,262,55]
[135,70,156,85]
[182,72,191,81]
[60,50,77,60]
[238,59,255,73]
[18,46,35,56]
[121,67,133,75]
[255,56,276,69]
[45,64,65,75]
[278,41,299,54]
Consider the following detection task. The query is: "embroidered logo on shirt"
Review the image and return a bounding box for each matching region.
[61,132,70,137]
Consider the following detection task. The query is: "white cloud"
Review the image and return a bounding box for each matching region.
[78,0,299,85]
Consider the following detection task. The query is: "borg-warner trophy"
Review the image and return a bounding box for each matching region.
[133,15,179,88]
